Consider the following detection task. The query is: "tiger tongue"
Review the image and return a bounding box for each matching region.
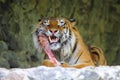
[38,35,60,65]
[44,46,60,65]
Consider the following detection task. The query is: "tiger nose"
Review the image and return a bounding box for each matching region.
[49,29,59,34]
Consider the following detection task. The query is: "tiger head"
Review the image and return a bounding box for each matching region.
[33,17,76,52]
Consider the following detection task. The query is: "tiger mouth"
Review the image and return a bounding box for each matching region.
[48,36,59,44]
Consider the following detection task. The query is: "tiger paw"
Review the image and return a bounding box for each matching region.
[60,62,69,67]
[42,60,56,67]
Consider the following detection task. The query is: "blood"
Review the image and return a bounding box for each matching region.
[38,35,60,65]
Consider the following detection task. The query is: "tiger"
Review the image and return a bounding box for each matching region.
[89,45,107,66]
[33,17,107,68]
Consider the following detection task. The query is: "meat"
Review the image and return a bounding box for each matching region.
[38,35,60,65]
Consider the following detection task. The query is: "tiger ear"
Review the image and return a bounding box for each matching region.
[38,18,42,22]
[69,18,76,26]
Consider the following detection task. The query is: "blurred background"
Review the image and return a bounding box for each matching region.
[0,0,120,68]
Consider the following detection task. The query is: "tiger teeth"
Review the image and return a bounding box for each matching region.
[48,36,58,43]
[48,36,52,42]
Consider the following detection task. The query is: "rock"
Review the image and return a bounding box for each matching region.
[0,66,120,80]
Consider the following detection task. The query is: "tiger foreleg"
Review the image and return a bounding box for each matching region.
[60,62,95,68]
[42,61,70,68]
[42,60,56,67]
[42,60,95,68]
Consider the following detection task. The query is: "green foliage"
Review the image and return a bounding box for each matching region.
[0,0,120,68]
[0,41,8,52]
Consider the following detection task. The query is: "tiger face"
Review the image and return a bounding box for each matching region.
[34,17,73,51]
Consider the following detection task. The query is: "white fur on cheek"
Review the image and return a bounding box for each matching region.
[61,28,70,43]
[60,31,76,60]
[70,32,76,49]
[50,43,61,50]
[33,32,43,53]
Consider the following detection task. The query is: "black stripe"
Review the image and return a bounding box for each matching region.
[75,51,83,64]
[92,52,100,60]
[64,37,77,61]
[72,40,77,53]
[89,46,100,61]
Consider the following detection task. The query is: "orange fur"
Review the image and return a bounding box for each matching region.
[33,17,107,68]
